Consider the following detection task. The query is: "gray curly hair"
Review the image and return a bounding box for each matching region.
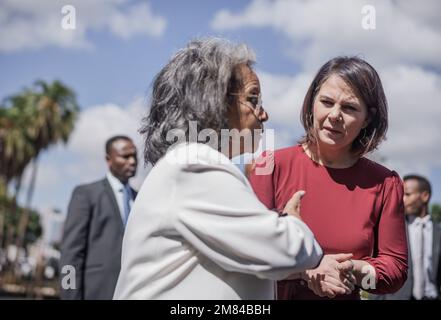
[139,37,256,165]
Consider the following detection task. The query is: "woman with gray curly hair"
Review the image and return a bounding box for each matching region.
[113,37,323,300]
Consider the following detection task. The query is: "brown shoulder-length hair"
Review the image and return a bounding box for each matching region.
[299,56,388,156]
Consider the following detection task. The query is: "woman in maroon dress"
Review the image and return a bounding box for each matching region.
[249,57,408,299]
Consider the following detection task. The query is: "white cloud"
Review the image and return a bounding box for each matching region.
[67,97,150,190]
[257,70,312,128]
[211,0,441,70]
[395,0,441,31]
[0,0,167,52]
[19,98,151,211]
[69,101,142,159]
[108,2,166,39]
[380,65,441,174]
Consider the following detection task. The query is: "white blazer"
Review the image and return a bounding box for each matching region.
[113,143,322,300]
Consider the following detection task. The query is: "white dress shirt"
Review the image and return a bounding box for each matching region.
[106,171,134,224]
[408,214,438,299]
[113,142,323,300]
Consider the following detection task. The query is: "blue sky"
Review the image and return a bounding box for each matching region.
[1,0,441,213]
[0,1,298,108]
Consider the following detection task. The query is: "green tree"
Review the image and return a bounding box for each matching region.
[0,80,79,251]
[0,92,37,196]
[16,81,79,250]
[0,91,37,251]
[0,197,42,248]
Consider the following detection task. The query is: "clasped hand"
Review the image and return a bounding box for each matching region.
[303,253,356,298]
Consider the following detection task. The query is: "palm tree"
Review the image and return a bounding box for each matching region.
[0,93,37,253]
[0,92,37,194]
[1,80,79,285]
[14,80,79,251]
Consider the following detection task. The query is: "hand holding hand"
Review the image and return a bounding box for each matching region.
[304,253,356,298]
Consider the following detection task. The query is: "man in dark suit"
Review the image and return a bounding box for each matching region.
[60,135,138,299]
[375,174,441,300]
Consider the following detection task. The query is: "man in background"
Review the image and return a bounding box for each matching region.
[380,174,441,300]
[60,135,138,299]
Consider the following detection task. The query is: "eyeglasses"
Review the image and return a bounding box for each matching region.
[229,93,263,113]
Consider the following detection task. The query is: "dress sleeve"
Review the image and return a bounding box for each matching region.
[171,161,323,281]
[248,150,276,209]
[362,172,408,294]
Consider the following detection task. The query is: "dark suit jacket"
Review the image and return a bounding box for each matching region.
[374,218,441,300]
[59,178,136,300]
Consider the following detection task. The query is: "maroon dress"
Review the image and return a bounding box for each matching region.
[249,145,408,300]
